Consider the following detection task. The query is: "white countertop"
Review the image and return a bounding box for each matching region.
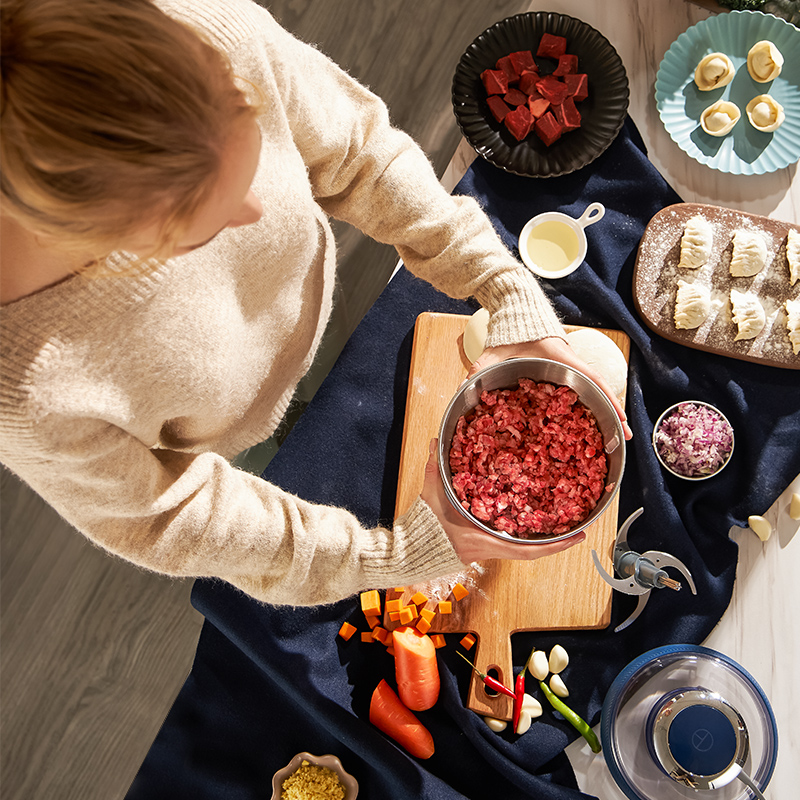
[442,2,799,797]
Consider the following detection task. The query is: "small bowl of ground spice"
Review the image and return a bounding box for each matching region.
[271,752,358,800]
[652,400,734,480]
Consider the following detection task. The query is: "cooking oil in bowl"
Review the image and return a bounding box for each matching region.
[525,220,581,273]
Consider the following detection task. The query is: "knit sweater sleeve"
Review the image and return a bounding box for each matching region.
[0,409,464,606]
[182,0,565,348]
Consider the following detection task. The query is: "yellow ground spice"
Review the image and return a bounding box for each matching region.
[281,760,345,800]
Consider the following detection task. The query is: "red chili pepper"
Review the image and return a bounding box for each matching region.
[512,645,536,733]
[456,651,515,699]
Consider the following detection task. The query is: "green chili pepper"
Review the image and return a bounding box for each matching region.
[538,680,602,753]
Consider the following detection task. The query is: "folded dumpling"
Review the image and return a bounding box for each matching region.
[700,100,740,137]
[745,95,784,133]
[747,40,783,83]
[787,229,799,286]
[786,298,800,355]
[678,215,713,269]
[694,52,735,91]
[674,280,711,330]
[730,289,766,341]
[730,229,768,277]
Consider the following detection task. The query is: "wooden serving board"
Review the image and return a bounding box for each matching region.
[391,312,630,719]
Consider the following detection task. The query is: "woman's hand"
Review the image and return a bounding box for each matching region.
[468,336,632,440]
[420,439,585,564]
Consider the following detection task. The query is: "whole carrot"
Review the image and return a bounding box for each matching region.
[369,679,435,759]
[393,625,440,711]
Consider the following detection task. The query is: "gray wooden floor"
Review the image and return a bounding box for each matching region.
[0,2,532,799]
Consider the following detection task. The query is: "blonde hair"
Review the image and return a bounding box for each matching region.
[1,0,259,261]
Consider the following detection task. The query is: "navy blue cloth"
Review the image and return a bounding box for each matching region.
[127,118,800,800]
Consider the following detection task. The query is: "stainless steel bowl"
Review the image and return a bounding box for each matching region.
[438,358,626,544]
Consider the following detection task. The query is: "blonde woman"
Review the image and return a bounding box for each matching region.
[0,0,628,605]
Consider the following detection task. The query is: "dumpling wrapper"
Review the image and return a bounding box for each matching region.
[678,215,713,269]
[786,297,800,355]
[745,95,784,132]
[700,100,740,137]
[694,52,735,91]
[674,280,711,330]
[565,328,628,398]
[730,288,766,341]
[747,40,783,83]
[730,229,768,278]
[786,229,799,286]
[462,307,489,363]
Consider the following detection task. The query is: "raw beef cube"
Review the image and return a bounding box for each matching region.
[536,33,567,59]
[553,53,579,76]
[518,69,541,95]
[503,88,528,106]
[534,110,563,146]
[504,104,533,141]
[487,95,511,122]
[508,50,537,75]
[481,68,508,96]
[495,55,519,83]
[553,96,581,130]
[564,73,589,102]
[528,95,550,119]
[536,75,569,105]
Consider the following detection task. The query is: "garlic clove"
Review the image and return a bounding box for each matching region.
[549,674,569,698]
[548,644,569,674]
[483,715,507,732]
[528,649,550,681]
[521,693,543,717]
[515,710,532,735]
[790,493,800,521]
[748,515,772,542]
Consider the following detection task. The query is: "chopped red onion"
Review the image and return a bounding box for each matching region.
[654,402,733,478]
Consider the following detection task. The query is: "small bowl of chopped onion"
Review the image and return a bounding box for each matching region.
[271,752,358,800]
[652,401,734,481]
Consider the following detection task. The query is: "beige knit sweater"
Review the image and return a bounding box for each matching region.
[0,0,564,606]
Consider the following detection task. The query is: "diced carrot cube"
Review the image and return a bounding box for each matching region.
[361,632,374,643]
[386,646,395,656]
[420,608,435,624]
[393,587,406,593]
[460,634,476,650]
[360,589,381,618]
[389,611,401,621]
[338,621,357,641]
[410,591,428,607]
[372,627,390,644]
[386,598,401,613]
[437,601,452,615]
[365,614,380,629]
[431,634,447,649]
[416,618,432,635]
[399,606,416,625]
[452,583,469,601]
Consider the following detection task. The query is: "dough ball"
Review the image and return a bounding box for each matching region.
[462,307,489,363]
[566,328,628,398]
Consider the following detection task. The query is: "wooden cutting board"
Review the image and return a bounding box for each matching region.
[391,312,630,719]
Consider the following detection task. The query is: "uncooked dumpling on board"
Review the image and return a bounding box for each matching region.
[694,52,735,90]
[678,215,713,269]
[730,229,768,278]
[786,298,800,355]
[674,280,711,330]
[747,40,783,83]
[787,229,799,286]
[730,289,766,341]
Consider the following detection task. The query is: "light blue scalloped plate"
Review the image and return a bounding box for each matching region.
[655,10,800,174]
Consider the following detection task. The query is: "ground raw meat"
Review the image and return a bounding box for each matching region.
[449,379,608,537]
